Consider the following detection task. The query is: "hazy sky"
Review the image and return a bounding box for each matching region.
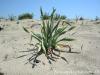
[0,0,100,19]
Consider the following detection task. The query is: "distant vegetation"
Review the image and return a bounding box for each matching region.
[53,13,60,20]
[40,12,66,20]
[95,16,99,21]
[40,12,50,20]
[54,14,67,20]
[0,16,5,19]
[79,16,84,20]
[60,15,67,20]
[8,15,16,21]
[18,13,33,20]
[54,14,66,20]
[75,16,79,23]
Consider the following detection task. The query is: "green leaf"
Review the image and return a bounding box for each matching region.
[50,8,56,21]
[23,27,29,33]
[57,38,75,43]
[67,26,75,31]
[52,19,61,33]
[31,31,42,42]
[41,39,46,55]
[40,7,43,18]
[42,21,47,38]
[53,26,67,38]
[62,21,71,26]
[57,26,67,33]
[50,8,56,18]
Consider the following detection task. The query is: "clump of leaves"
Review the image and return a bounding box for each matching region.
[18,8,75,68]
[18,13,33,20]
[54,13,60,20]
[40,12,50,20]
[41,12,66,20]
[60,15,66,20]
[54,14,67,20]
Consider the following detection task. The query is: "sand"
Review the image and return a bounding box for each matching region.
[0,19,100,75]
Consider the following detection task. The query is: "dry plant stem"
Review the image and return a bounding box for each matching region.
[57,44,72,52]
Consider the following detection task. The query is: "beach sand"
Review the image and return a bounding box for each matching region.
[0,19,100,75]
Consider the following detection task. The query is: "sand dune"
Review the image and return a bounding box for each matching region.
[0,19,100,75]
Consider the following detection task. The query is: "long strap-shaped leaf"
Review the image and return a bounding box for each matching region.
[31,31,42,42]
[41,39,46,55]
[67,26,76,32]
[51,19,61,34]
[23,27,30,33]
[56,38,75,43]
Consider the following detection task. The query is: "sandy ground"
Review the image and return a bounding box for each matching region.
[0,19,100,75]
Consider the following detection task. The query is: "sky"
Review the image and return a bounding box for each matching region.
[0,0,100,19]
